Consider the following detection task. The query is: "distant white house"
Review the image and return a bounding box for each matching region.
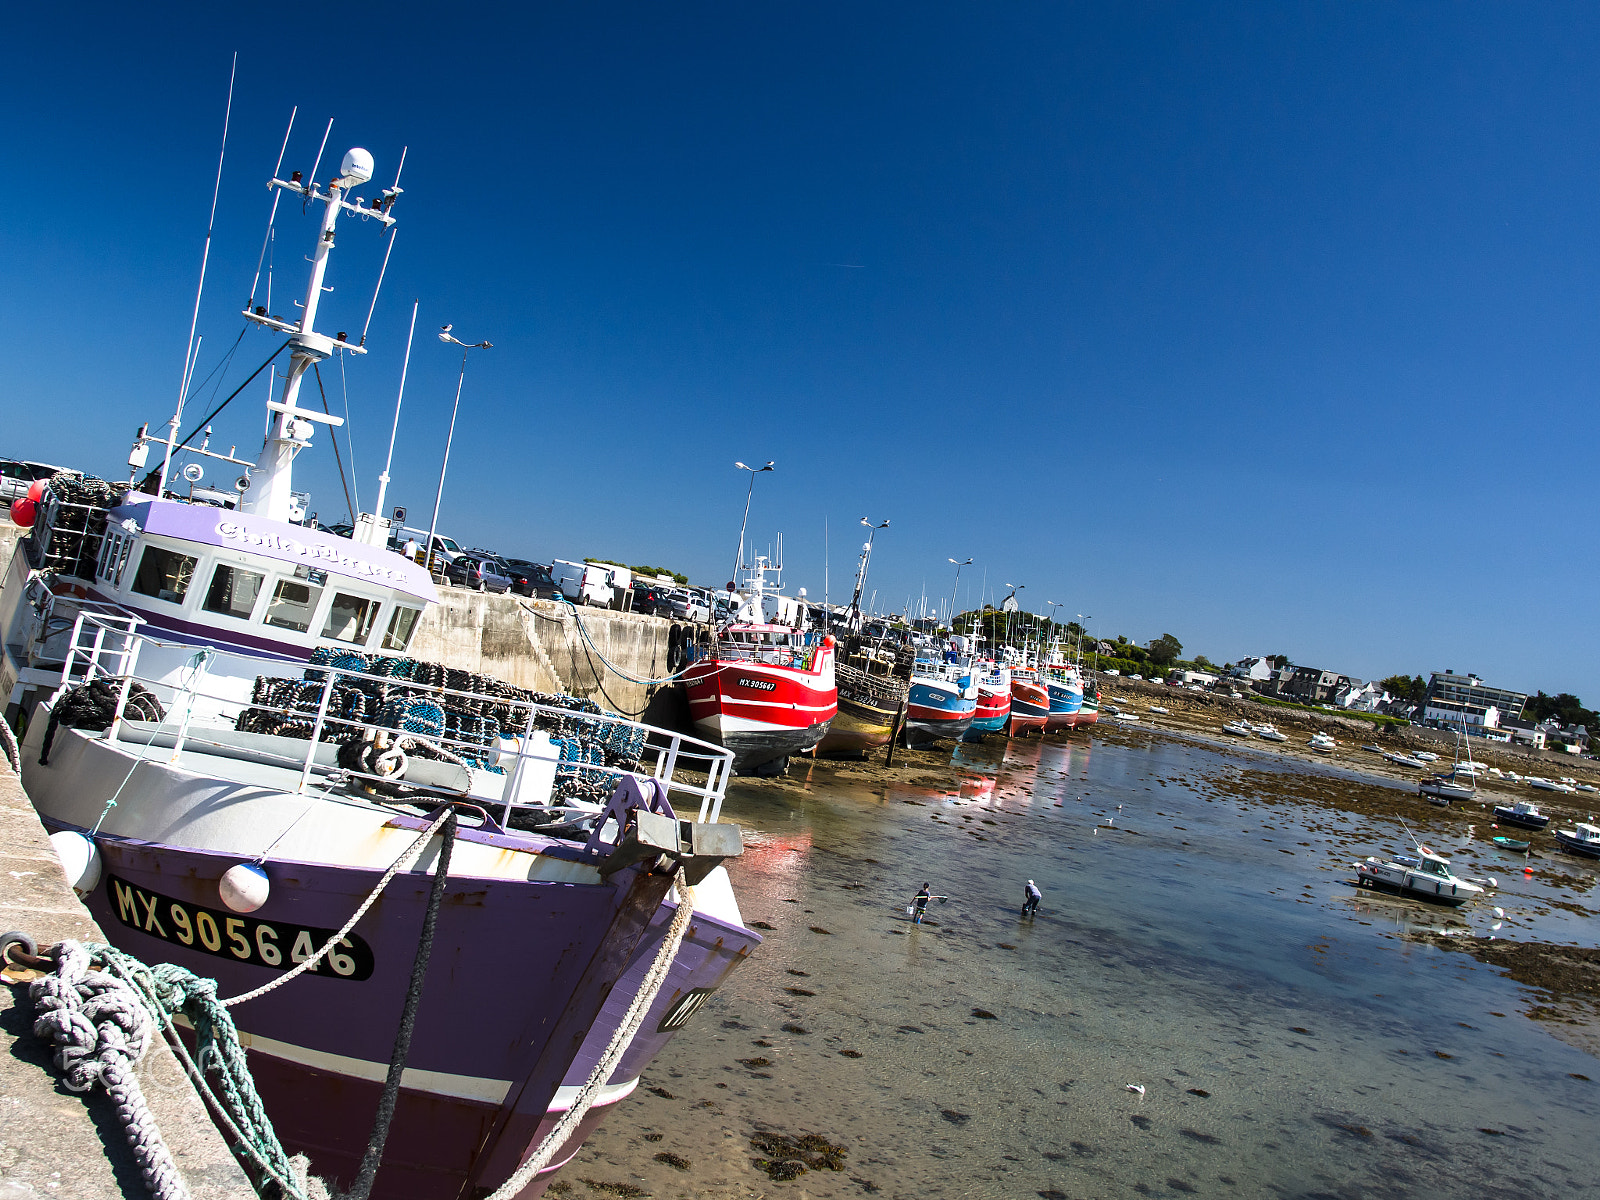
[1228,657,1274,682]
[1171,670,1219,687]
[1334,681,1391,713]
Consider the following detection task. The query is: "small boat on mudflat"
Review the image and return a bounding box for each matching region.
[1420,770,1476,806]
[1385,752,1428,770]
[1254,723,1288,743]
[1308,732,1337,754]
[1356,848,1485,907]
[1492,801,1549,831]
[1554,823,1600,859]
[1223,720,1254,738]
[1491,835,1531,853]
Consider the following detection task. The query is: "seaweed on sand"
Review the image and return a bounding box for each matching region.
[749,1129,848,1181]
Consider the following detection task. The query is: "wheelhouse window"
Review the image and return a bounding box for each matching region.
[321,592,381,645]
[130,546,197,604]
[382,605,422,652]
[203,563,265,620]
[263,579,324,633]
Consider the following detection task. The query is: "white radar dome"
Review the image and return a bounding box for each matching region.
[339,147,375,186]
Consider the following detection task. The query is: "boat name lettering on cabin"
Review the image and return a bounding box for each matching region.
[737,678,778,691]
[108,875,375,979]
[213,519,413,584]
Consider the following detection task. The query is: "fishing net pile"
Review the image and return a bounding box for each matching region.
[26,473,132,577]
[236,647,647,802]
[834,662,907,711]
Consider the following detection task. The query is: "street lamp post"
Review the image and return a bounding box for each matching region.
[426,325,492,578]
[947,557,973,636]
[732,461,775,581]
[1002,583,1024,648]
[1079,614,1094,668]
[849,518,890,627]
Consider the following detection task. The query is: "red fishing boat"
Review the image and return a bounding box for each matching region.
[682,556,836,775]
[1008,661,1050,736]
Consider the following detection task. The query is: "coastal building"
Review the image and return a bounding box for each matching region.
[1423,671,1526,733]
[1334,680,1390,712]
[1275,665,1355,705]
[1228,656,1274,682]
[1497,716,1546,749]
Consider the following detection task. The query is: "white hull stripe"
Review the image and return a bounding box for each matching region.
[687,695,835,713]
[174,1015,513,1104]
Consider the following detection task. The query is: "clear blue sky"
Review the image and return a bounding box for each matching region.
[3,4,1597,698]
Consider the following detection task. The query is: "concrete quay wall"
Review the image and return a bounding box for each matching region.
[410,590,686,715]
[0,754,255,1198]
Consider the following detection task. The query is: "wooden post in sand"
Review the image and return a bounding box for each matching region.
[885,697,908,766]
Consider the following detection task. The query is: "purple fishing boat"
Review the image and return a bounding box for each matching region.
[1,123,760,1198]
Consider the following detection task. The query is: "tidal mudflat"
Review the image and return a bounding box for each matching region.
[565,731,1600,1199]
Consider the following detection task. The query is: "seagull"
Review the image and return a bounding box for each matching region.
[1126,1084,1145,1095]
[1493,907,1504,919]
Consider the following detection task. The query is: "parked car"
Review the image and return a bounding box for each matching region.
[627,579,669,615]
[663,588,712,622]
[388,527,464,575]
[444,552,513,593]
[503,558,561,600]
[552,559,616,607]
[0,459,66,505]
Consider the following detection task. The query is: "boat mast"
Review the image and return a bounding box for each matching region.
[239,143,400,522]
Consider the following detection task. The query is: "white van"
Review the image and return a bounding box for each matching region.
[551,559,615,607]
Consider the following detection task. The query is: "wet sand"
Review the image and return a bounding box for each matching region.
[561,725,1600,1199]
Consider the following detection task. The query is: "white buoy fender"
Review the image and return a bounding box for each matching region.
[50,830,102,895]
[220,863,271,913]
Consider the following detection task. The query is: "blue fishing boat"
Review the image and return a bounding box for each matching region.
[1043,659,1084,732]
[904,637,979,748]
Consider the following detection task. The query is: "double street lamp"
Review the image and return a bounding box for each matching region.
[947,557,973,634]
[732,461,775,582]
[426,325,493,577]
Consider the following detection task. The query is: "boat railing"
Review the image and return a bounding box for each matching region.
[709,640,819,671]
[54,604,144,683]
[57,616,735,824]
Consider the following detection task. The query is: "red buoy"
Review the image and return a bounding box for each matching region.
[9,497,35,527]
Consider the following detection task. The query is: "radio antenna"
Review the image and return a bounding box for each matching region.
[160,53,237,498]
[306,119,333,195]
[359,146,407,346]
[248,106,297,308]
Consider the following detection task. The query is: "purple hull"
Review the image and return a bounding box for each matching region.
[526,897,761,1189]
[74,825,678,1199]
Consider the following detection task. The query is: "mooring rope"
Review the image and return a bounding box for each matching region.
[221,806,454,1008]
[29,940,191,1200]
[483,878,697,1200]
[550,598,701,687]
[345,810,457,1200]
[0,713,19,774]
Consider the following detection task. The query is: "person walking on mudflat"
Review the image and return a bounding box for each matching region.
[912,884,932,923]
[1022,879,1042,918]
